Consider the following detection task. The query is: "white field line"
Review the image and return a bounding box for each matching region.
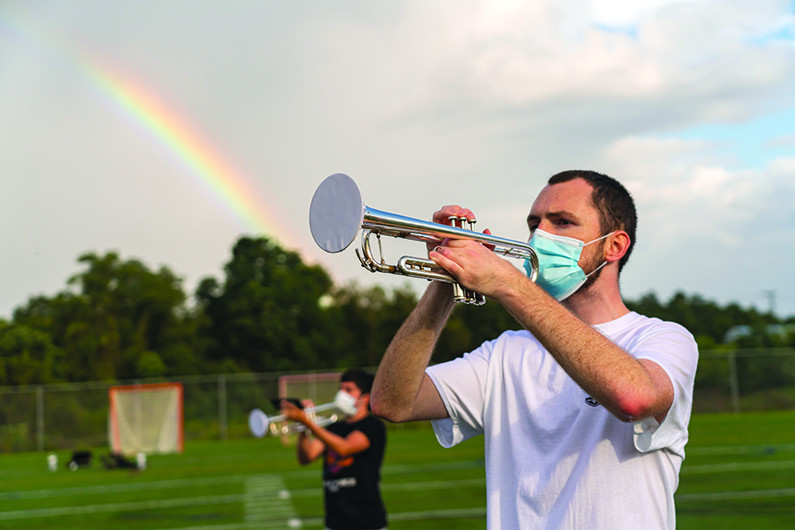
[146,507,489,530]
[296,507,489,528]
[244,475,300,530]
[0,460,485,502]
[687,443,795,456]
[280,459,484,481]
[286,478,486,498]
[8,455,790,504]
[0,494,244,520]
[682,459,795,474]
[0,474,249,500]
[676,488,795,502]
[6,474,794,523]
[390,507,487,521]
[0,477,485,521]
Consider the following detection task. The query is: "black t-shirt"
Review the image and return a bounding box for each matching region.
[323,415,387,530]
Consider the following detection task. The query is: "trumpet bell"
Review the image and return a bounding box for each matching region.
[249,409,270,439]
[309,173,365,254]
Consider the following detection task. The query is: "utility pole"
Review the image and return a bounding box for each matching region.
[763,290,776,316]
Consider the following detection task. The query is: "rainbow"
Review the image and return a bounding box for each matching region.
[89,66,288,240]
[0,8,290,245]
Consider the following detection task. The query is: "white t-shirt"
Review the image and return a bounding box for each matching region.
[426,311,698,530]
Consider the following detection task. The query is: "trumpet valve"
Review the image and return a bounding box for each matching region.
[452,283,467,303]
[446,215,478,232]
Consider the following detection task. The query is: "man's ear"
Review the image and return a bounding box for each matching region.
[360,392,371,409]
[604,231,630,263]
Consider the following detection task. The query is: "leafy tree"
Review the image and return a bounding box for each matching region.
[326,283,418,369]
[196,236,336,372]
[0,320,62,385]
[13,252,199,381]
[435,298,521,363]
[625,291,780,345]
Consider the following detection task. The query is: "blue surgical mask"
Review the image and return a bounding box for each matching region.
[524,229,614,301]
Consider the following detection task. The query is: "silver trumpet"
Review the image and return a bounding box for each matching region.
[309,173,539,305]
[249,391,358,438]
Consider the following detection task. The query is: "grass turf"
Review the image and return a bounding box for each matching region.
[1,411,794,529]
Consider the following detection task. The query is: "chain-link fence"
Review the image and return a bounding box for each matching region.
[693,348,795,414]
[0,371,342,453]
[1,349,794,453]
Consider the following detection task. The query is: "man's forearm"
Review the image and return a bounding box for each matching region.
[495,275,671,422]
[296,432,315,465]
[371,281,455,422]
[303,422,357,456]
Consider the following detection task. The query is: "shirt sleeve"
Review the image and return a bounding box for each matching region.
[425,342,493,448]
[354,417,385,452]
[630,323,699,457]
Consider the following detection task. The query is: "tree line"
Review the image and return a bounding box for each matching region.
[0,236,792,386]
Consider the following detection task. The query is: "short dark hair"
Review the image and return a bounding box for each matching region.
[341,369,374,394]
[547,170,637,272]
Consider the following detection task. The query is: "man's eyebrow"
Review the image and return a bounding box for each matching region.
[526,210,580,224]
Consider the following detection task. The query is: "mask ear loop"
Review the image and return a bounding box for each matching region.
[585,260,608,278]
[582,231,616,277]
[582,231,617,247]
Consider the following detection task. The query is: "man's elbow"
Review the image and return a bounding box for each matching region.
[613,389,661,423]
[370,395,410,423]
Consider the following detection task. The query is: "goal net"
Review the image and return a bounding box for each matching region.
[279,372,341,407]
[108,382,184,455]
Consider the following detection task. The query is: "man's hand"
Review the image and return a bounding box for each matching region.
[427,205,522,299]
[427,205,477,254]
[281,400,311,426]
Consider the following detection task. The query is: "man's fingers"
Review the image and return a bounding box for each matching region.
[432,206,476,225]
[429,247,464,278]
[482,228,496,252]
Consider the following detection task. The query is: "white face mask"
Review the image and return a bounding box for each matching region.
[525,229,614,301]
[334,390,359,416]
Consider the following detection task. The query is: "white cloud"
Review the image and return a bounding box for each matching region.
[1,0,795,316]
[603,135,793,244]
[766,132,795,148]
[383,0,795,132]
[597,133,795,311]
[588,0,708,28]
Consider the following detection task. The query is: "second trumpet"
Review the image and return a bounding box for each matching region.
[249,390,358,438]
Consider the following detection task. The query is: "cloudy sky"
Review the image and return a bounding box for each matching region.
[1,0,794,319]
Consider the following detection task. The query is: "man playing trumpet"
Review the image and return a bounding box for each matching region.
[281,369,387,530]
[371,170,698,529]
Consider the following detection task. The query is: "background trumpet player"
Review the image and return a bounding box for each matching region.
[371,170,699,529]
[280,368,387,530]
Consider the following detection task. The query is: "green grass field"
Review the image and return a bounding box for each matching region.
[1,411,794,529]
